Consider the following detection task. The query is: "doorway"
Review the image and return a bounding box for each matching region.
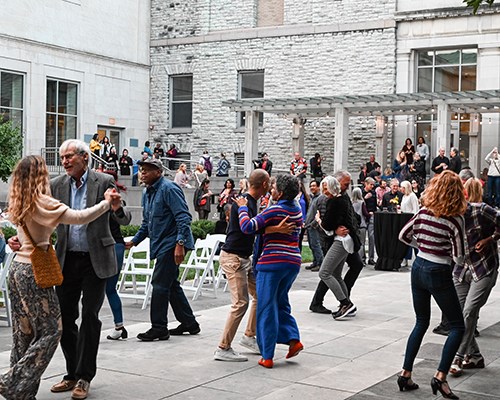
[97,126,123,156]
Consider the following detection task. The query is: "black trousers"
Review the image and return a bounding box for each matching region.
[56,252,106,382]
[310,247,364,307]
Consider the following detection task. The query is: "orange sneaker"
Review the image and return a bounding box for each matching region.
[286,341,304,359]
[258,358,274,368]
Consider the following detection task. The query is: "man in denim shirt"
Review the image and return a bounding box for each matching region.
[126,158,199,341]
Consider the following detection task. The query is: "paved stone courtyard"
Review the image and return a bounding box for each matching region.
[0,264,499,399]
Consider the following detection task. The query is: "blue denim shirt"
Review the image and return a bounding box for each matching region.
[68,170,89,252]
[132,176,194,259]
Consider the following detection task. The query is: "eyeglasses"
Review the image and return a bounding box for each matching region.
[60,152,84,162]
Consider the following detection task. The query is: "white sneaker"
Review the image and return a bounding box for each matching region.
[239,335,261,354]
[213,347,248,362]
[401,259,408,267]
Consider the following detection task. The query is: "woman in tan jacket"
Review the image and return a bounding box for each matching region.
[0,155,118,400]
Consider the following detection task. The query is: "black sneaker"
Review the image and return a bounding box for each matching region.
[305,264,317,270]
[137,327,170,341]
[169,323,201,336]
[309,305,332,314]
[367,259,376,265]
[333,302,356,320]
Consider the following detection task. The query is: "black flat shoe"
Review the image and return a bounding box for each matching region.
[169,323,201,335]
[431,377,459,399]
[397,375,419,391]
[107,326,128,340]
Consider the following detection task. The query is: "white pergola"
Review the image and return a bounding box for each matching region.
[223,90,500,176]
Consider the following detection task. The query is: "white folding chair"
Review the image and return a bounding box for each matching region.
[205,234,228,291]
[0,250,15,326]
[118,238,155,309]
[179,238,220,300]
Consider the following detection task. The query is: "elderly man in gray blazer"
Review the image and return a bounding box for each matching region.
[49,139,129,400]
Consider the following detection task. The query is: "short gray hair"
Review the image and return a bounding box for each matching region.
[324,175,341,197]
[60,139,91,165]
[275,174,299,200]
[333,170,351,181]
[458,168,475,182]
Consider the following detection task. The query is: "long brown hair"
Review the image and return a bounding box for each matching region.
[421,170,466,218]
[8,155,51,225]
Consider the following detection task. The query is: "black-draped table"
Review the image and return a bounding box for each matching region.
[374,211,413,271]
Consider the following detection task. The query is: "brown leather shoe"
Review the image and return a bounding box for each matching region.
[50,379,78,393]
[71,379,90,400]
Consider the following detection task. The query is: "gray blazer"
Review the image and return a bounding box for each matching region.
[50,169,130,279]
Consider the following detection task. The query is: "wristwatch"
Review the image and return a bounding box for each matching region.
[177,240,185,246]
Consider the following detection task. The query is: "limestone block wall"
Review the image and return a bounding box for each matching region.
[150,27,396,174]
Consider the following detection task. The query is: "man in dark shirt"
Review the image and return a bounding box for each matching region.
[362,177,378,265]
[366,155,381,174]
[431,147,450,175]
[214,169,270,362]
[381,179,404,211]
[449,147,462,174]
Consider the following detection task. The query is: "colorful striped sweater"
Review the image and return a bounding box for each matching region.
[399,207,465,265]
[238,199,303,272]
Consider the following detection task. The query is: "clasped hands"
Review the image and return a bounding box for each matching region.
[104,189,122,211]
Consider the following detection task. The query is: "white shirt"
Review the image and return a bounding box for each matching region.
[401,192,420,214]
[416,143,429,160]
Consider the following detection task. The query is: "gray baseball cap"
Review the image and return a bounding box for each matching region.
[137,158,163,170]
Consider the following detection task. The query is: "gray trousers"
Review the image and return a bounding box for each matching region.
[318,240,349,302]
[367,215,375,261]
[454,268,498,357]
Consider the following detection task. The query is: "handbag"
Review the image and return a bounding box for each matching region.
[21,225,63,289]
[198,197,207,206]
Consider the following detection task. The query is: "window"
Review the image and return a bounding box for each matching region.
[46,79,78,148]
[415,48,477,165]
[0,71,24,129]
[238,70,264,127]
[170,75,193,129]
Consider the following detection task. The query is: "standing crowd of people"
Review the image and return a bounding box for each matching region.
[1,135,499,400]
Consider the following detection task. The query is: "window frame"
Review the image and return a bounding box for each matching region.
[169,74,193,132]
[0,69,25,130]
[237,70,264,129]
[45,78,79,149]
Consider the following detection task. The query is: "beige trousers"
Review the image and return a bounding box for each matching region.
[218,250,257,349]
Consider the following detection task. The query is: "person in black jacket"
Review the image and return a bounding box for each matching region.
[253,152,273,175]
[310,153,324,179]
[449,147,462,174]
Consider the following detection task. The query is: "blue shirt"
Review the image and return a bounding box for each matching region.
[132,176,194,259]
[68,170,89,252]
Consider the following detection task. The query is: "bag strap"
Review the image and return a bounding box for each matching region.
[21,224,37,247]
[494,160,500,175]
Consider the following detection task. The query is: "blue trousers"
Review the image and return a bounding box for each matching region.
[403,257,465,373]
[106,243,125,326]
[150,248,197,329]
[256,267,300,360]
[488,175,500,207]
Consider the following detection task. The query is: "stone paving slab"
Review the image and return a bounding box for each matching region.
[0,265,498,399]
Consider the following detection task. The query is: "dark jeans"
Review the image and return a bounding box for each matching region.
[402,257,464,373]
[150,248,197,329]
[56,252,106,382]
[106,243,125,326]
[310,251,364,307]
[488,175,500,207]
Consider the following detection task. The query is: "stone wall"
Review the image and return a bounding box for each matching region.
[150,0,397,174]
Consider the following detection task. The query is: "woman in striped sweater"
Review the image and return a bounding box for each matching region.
[398,170,467,399]
[235,174,303,369]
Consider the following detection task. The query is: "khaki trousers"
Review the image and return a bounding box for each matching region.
[218,250,257,349]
